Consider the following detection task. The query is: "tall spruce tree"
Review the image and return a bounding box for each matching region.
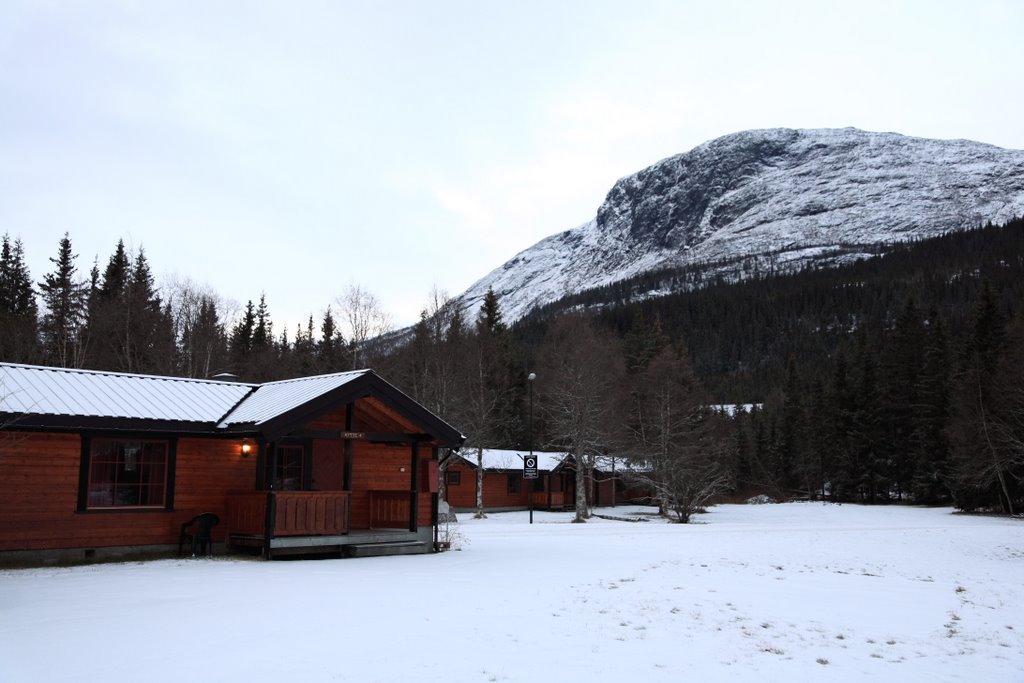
[883,299,925,500]
[0,235,39,363]
[38,233,87,368]
[947,280,1013,512]
[911,309,951,503]
[851,328,886,502]
[229,300,256,377]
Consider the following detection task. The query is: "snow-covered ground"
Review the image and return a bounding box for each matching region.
[1,503,1021,682]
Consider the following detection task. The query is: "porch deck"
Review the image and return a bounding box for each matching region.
[224,490,429,558]
[228,527,425,552]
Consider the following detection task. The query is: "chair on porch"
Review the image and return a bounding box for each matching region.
[178,513,220,557]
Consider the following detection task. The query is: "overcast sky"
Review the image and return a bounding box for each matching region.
[2,0,1022,332]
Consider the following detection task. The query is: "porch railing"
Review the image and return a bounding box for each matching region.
[532,491,568,508]
[369,490,413,529]
[226,491,351,537]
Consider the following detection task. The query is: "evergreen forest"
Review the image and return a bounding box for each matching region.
[2,219,1023,516]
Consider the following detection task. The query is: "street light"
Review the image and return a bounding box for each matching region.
[528,372,536,524]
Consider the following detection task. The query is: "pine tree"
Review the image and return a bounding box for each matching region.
[477,287,505,335]
[122,248,167,372]
[911,309,951,503]
[188,295,228,378]
[37,233,87,367]
[0,234,39,362]
[850,328,886,502]
[778,356,803,494]
[883,299,924,500]
[826,351,855,500]
[100,239,130,300]
[947,280,1012,512]
[87,240,132,370]
[230,300,256,376]
[253,294,272,352]
[291,315,317,376]
[318,306,347,372]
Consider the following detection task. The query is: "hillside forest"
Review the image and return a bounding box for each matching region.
[2,219,1023,517]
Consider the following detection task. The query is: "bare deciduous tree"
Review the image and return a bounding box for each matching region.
[626,347,730,523]
[537,315,624,522]
[336,283,393,368]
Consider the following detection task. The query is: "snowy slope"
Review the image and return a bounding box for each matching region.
[459,128,1024,321]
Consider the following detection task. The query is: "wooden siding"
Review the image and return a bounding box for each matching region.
[306,396,425,437]
[443,460,478,508]
[349,442,430,529]
[0,431,255,552]
[443,460,536,509]
[174,437,257,535]
[444,461,578,511]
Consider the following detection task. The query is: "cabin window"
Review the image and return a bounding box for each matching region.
[507,474,520,495]
[87,439,168,508]
[266,445,305,491]
[446,470,461,486]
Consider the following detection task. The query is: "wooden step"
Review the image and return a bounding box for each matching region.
[344,541,429,558]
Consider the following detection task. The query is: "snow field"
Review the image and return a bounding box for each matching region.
[0,503,1021,682]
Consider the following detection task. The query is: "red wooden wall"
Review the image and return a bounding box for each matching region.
[443,460,535,509]
[0,432,255,552]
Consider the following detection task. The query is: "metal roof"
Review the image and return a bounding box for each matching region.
[1,363,461,446]
[217,370,369,428]
[456,448,569,472]
[455,449,647,474]
[0,363,254,423]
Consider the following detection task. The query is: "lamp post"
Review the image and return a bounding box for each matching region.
[528,372,536,525]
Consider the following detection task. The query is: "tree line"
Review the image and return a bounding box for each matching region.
[3,220,1023,518]
[0,232,392,381]
[510,219,1024,515]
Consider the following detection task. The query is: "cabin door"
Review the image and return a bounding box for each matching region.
[311,439,345,491]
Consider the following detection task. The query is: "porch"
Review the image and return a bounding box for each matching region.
[531,490,572,511]
[225,489,430,557]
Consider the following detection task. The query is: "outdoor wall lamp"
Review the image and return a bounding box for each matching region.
[241,439,255,458]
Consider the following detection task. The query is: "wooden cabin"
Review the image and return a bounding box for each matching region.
[444,450,653,513]
[590,456,655,507]
[444,449,575,512]
[0,362,463,564]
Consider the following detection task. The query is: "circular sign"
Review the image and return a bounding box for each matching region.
[525,457,537,468]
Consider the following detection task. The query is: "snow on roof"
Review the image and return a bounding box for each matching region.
[1,363,460,443]
[217,370,368,427]
[456,448,568,471]
[0,362,253,423]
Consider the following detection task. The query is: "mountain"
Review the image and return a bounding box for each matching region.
[458,128,1024,322]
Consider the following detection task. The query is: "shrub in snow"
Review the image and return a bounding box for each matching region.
[746,494,776,505]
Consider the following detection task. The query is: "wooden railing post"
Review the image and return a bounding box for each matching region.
[263,491,276,559]
[410,443,420,532]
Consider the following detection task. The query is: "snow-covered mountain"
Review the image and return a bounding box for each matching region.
[459,128,1024,321]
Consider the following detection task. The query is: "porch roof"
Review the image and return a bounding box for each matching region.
[216,370,368,428]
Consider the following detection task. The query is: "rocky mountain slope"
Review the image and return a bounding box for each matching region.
[458,128,1024,322]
